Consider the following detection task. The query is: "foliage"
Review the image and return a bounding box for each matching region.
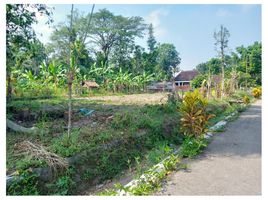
[252,87,261,98]
[145,141,173,165]
[99,152,181,196]
[51,130,81,157]
[163,154,180,171]
[180,136,208,158]
[196,58,222,75]
[180,90,214,137]
[6,4,53,99]
[7,170,40,195]
[195,42,261,88]
[191,74,207,88]
[147,23,157,52]
[156,43,181,78]
[243,95,250,105]
[47,167,75,195]
[236,42,262,85]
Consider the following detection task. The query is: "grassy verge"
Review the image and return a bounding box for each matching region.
[6,90,254,195]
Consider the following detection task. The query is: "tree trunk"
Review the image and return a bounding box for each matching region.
[220,45,225,99]
[67,74,73,138]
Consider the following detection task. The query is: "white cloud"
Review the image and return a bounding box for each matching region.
[145,9,169,38]
[216,8,232,17]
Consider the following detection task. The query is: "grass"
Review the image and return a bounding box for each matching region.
[6,95,182,195]
[6,90,253,195]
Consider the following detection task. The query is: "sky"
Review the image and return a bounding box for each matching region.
[33,4,261,70]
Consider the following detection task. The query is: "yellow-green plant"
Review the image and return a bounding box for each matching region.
[180,90,214,138]
[243,95,250,105]
[252,87,261,98]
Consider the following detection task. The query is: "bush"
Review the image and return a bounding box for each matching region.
[252,87,261,98]
[180,136,208,158]
[180,90,214,137]
[230,90,250,101]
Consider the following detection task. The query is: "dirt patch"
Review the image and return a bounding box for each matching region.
[75,92,168,105]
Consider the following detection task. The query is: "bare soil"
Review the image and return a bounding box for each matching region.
[75,92,168,105]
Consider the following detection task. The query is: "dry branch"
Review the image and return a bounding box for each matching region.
[14,140,68,173]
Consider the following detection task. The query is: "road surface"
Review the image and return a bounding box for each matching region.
[157,100,262,195]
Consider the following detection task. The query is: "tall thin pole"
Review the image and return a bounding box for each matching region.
[67,4,74,138]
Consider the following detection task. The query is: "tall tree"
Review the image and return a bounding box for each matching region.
[147,23,157,53]
[67,4,95,138]
[6,4,53,99]
[89,9,146,66]
[156,43,181,79]
[214,25,230,98]
[236,42,262,86]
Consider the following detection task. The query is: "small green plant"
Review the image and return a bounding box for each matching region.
[47,167,75,195]
[180,136,208,158]
[51,130,81,157]
[111,111,133,129]
[135,156,143,176]
[98,189,118,196]
[82,169,96,180]
[180,90,214,138]
[130,181,156,195]
[163,154,180,171]
[7,170,40,195]
[243,95,250,105]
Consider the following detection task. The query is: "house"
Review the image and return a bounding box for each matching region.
[174,70,199,91]
[82,81,99,89]
[174,70,199,86]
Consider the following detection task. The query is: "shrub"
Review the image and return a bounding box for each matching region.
[252,87,261,98]
[180,136,208,158]
[180,90,214,138]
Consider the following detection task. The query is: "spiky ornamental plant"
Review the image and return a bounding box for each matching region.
[180,90,214,138]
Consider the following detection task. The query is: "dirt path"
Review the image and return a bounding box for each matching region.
[157,100,262,195]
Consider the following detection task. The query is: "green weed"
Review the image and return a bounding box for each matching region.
[180,136,208,158]
[7,170,40,195]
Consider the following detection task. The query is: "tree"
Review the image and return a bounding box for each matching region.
[214,25,230,98]
[67,4,95,138]
[147,23,156,53]
[47,9,94,69]
[131,45,145,74]
[191,74,207,89]
[89,9,146,66]
[156,43,181,79]
[196,58,221,75]
[6,4,53,99]
[236,42,261,86]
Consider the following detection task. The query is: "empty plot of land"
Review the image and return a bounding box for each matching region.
[75,93,168,105]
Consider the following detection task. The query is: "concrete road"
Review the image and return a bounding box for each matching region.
[157,100,262,195]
